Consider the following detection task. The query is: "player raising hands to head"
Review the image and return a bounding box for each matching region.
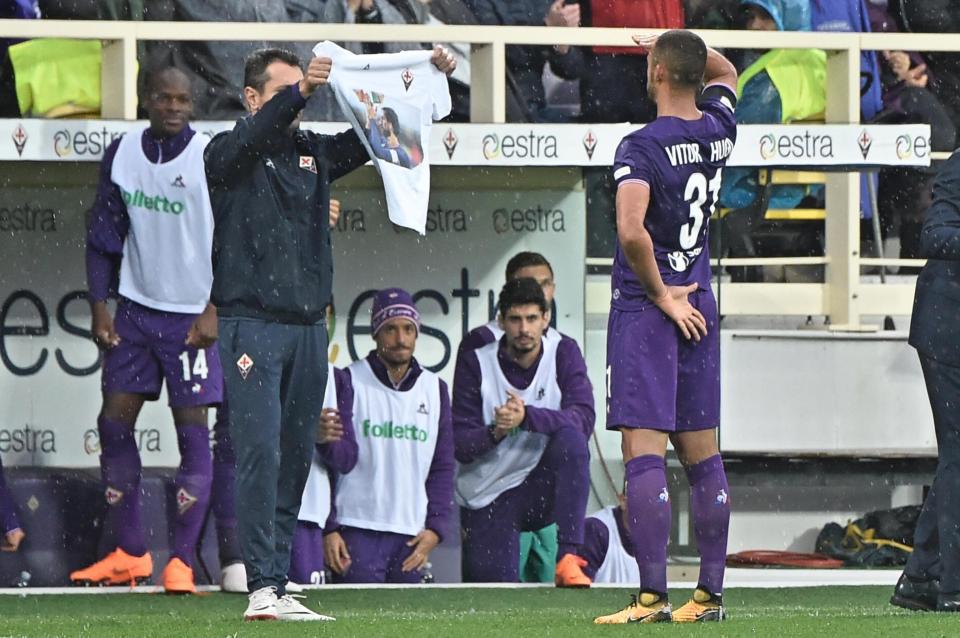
[595,30,737,625]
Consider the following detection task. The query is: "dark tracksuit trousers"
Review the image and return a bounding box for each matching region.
[906,355,960,595]
[219,317,328,595]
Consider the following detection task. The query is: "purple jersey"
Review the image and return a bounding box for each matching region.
[611,84,738,310]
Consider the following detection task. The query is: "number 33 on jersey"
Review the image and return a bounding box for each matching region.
[610,84,738,311]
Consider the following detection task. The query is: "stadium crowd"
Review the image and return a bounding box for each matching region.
[0,0,959,625]
[3,0,960,263]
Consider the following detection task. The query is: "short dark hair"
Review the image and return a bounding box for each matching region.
[382,107,400,132]
[505,251,554,281]
[498,277,548,317]
[143,64,190,97]
[651,29,707,90]
[244,48,302,92]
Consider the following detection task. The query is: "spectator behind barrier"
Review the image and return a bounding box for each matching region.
[547,0,683,124]
[0,0,39,118]
[870,0,957,262]
[465,0,581,122]
[8,38,101,117]
[896,0,960,129]
[322,0,473,121]
[144,0,337,121]
[719,0,824,214]
[810,0,883,122]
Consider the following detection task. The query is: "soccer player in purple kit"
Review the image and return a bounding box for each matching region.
[454,278,594,585]
[322,289,455,584]
[289,363,358,586]
[0,458,24,552]
[593,30,738,624]
[71,66,222,594]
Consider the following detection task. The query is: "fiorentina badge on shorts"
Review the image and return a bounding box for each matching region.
[176,488,198,515]
[237,353,254,380]
[299,155,317,174]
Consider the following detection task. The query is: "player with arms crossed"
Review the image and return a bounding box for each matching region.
[594,30,737,625]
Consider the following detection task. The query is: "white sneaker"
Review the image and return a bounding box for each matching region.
[244,586,278,621]
[276,594,335,621]
[221,562,247,594]
[284,580,304,594]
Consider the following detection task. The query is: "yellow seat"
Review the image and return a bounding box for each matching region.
[760,169,826,221]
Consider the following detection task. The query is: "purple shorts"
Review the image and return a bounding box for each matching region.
[101,300,223,408]
[606,290,719,432]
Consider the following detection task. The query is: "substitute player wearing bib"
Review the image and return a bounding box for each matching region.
[73,67,222,594]
[455,278,595,584]
[289,364,357,585]
[581,501,640,585]
[456,251,566,585]
[323,289,455,583]
[594,31,738,625]
[0,457,23,552]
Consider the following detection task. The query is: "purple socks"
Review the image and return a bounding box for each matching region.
[686,454,730,595]
[171,424,213,567]
[0,455,21,534]
[625,454,671,595]
[97,416,146,557]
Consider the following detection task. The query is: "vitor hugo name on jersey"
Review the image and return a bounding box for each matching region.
[361,419,430,443]
[664,138,733,167]
[610,88,738,308]
[119,188,186,215]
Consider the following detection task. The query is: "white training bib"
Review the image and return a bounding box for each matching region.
[112,129,214,313]
[314,40,451,235]
[455,334,563,510]
[298,364,339,526]
[334,359,441,536]
[591,507,640,585]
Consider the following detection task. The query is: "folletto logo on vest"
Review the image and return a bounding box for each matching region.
[120,188,186,215]
[362,419,429,442]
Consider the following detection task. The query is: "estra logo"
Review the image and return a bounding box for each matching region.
[895,134,930,160]
[481,131,558,161]
[758,130,835,161]
[53,127,124,158]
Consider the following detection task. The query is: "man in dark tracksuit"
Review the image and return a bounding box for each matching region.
[891,150,960,613]
[205,48,365,622]
[206,47,456,622]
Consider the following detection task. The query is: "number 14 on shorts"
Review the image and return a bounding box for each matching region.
[179,350,209,381]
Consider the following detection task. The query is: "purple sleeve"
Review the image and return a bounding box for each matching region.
[522,337,595,438]
[323,468,341,534]
[317,367,358,474]
[452,348,499,463]
[700,84,739,141]
[424,379,455,542]
[457,325,497,355]
[612,137,654,190]
[580,516,610,580]
[85,138,128,302]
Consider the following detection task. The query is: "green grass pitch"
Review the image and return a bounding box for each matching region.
[1,586,958,637]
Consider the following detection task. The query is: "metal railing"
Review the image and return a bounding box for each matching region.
[0,19,954,329]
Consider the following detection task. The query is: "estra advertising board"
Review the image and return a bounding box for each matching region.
[0,166,586,468]
[3,120,931,168]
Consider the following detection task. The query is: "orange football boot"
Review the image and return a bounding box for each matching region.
[162,557,196,594]
[70,548,153,586]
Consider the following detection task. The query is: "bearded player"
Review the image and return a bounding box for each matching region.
[594,30,737,624]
